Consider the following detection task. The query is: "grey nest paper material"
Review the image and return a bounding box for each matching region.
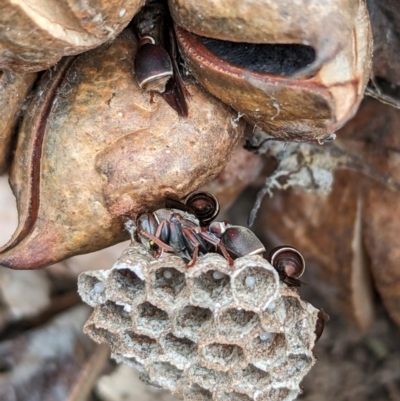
[78,241,320,401]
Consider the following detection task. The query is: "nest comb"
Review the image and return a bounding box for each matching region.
[78,241,319,401]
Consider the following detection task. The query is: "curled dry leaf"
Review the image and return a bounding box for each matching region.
[0,70,37,174]
[170,0,372,141]
[257,98,400,328]
[259,171,376,330]
[0,0,144,72]
[0,29,244,270]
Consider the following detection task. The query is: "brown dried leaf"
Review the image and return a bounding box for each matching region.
[259,98,400,327]
[0,29,244,270]
[259,171,375,329]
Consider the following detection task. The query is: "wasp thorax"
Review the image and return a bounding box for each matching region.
[134,43,173,92]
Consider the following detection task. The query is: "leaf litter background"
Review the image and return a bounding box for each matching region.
[1,175,400,401]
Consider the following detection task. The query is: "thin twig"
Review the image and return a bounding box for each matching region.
[66,343,111,401]
[365,86,400,110]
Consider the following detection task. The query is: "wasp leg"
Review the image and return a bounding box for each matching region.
[181,228,207,267]
[139,230,174,252]
[199,231,234,266]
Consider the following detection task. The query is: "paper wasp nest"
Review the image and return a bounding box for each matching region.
[78,241,319,401]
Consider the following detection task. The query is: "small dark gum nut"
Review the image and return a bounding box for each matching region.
[268,246,306,278]
[134,43,173,92]
[185,191,220,225]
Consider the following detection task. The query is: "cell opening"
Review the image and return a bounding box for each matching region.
[127,332,159,359]
[82,275,103,293]
[78,275,106,305]
[109,268,145,299]
[188,365,229,390]
[152,267,186,300]
[136,302,171,335]
[185,384,213,401]
[248,333,287,368]
[234,364,271,391]
[89,326,119,349]
[200,343,246,372]
[114,355,146,373]
[139,372,161,388]
[175,305,212,339]
[98,301,131,329]
[192,270,231,303]
[162,333,197,360]
[217,308,259,338]
[234,266,276,308]
[151,362,184,388]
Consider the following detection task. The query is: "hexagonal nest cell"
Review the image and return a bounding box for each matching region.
[125,332,160,360]
[108,268,146,303]
[79,241,321,401]
[215,308,260,341]
[148,267,187,306]
[200,342,247,372]
[174,305,213,341]
[190,269,232,308]
[135,302,171,336]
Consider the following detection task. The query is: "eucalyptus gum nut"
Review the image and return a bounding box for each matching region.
[0,0,144,73]
[0,29,244,270]
[0,70,37,174]
[171,0,372,141]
